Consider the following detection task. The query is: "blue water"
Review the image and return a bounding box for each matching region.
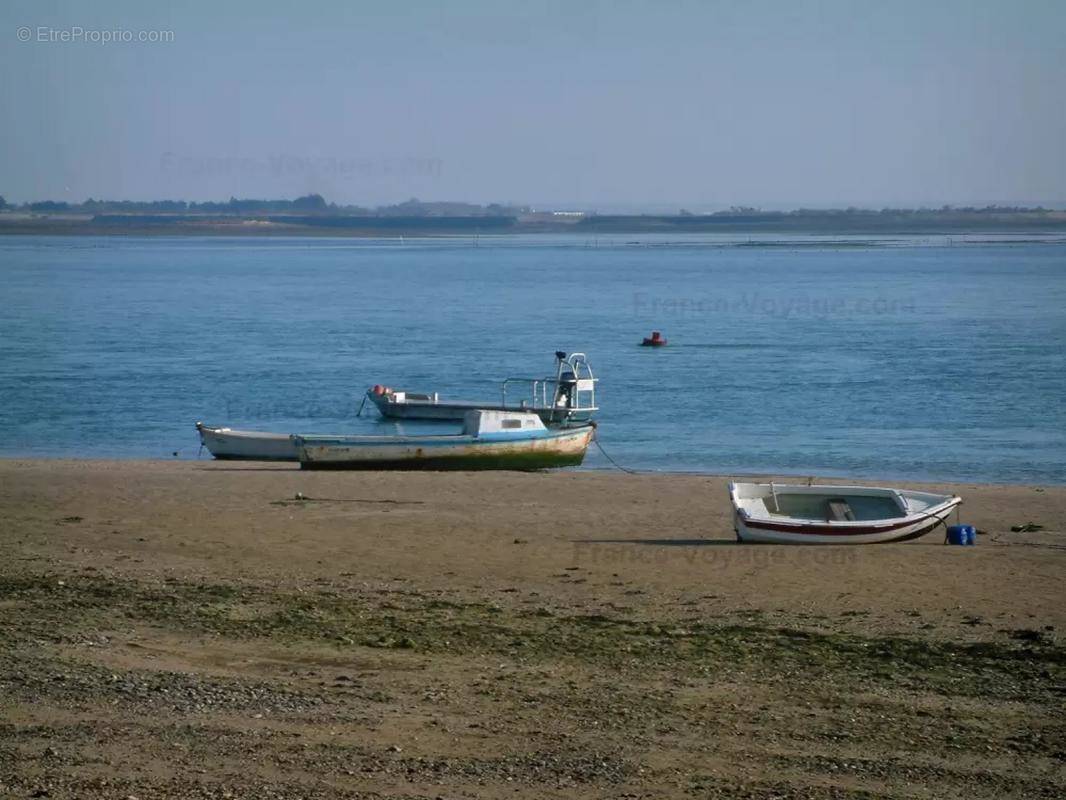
[1,234,1064,483]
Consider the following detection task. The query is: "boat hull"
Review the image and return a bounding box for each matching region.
[297,426,594,471]
[196,423,299,461]
[734,506,958,544]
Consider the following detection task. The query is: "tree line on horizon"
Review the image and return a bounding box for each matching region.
[0,194,1055,217]
[0,194,528,217]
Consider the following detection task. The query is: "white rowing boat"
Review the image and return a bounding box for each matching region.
[729,482,961,544]
[195,422,299,461]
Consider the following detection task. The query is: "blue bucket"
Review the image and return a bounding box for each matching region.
[947,524,976,546]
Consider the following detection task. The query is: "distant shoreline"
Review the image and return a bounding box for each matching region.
[3,209,1066,238]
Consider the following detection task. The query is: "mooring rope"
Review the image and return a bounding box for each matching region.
[592,432,642,474]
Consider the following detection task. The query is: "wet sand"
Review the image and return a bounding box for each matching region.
[1,459,1063,798]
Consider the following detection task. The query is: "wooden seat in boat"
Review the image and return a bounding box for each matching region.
[826,498,856,522]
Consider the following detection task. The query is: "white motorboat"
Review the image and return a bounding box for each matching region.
[729,482,962,544]
[365,351,598,424]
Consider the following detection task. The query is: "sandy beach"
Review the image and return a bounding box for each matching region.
[1,459,1063,798]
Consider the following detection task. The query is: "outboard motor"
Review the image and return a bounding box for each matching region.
[555,369,577,408]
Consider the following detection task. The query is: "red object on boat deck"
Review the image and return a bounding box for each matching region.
[641,330,667,347]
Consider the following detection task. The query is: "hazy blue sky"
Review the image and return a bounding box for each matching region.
[2,0,1064,210]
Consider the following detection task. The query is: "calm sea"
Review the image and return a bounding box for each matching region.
[1,234,1063,484]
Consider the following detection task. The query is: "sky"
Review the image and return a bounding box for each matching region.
[2,0,1064,210]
